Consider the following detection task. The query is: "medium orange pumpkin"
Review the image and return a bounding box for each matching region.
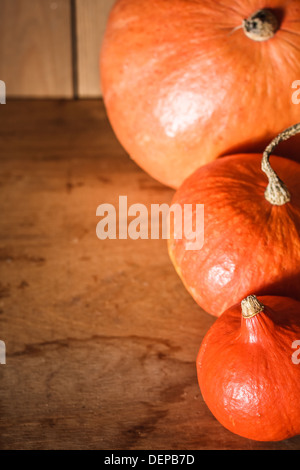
[101,0,300,189]
[197,295,300,442]
[168,124,300,317]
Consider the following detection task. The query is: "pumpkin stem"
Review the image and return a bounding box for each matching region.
[243,9,279,42]
[262,123,300,205]
[241,295,264,319]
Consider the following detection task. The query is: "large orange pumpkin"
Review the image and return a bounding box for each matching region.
[197,295,300,441]
[168,124,300,317]
[101,0,300,189]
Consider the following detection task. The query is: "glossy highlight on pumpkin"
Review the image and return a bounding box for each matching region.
[197,295,300,442]
[101,0,300,188]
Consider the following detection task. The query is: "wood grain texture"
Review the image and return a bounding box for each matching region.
[76,0,116,97]
[0,0,73,98]
[0,100,300,450]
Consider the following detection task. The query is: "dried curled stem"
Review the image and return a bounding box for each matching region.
[241,295,264,319]
[261,123,300,206]
[243,9,279,42]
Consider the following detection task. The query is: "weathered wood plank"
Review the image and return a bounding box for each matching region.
[0,0,73,98]
[76,0,115,97]
[0,100,300,449]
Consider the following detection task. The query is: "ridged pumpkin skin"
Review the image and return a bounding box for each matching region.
[101,0,300,189]
[168,154,300,317]
[197,296,300,442]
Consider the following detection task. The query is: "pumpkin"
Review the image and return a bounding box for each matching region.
[168,123,300,317]
[197,295,300,441]
[100,0,300,189]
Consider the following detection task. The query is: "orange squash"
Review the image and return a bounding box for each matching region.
[197,295,300,441]
[101,0,300,188]
[168,124,300,317]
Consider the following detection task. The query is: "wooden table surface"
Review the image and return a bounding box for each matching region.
[0,100,299,450]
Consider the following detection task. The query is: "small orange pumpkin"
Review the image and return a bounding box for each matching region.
[101,0,300,188]
[168,124,300,317]
[197,295,300,442]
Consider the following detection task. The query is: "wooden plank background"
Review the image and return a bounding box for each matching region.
[0,0,116,98]
[76,0,115,97]
[2,99,300,450]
